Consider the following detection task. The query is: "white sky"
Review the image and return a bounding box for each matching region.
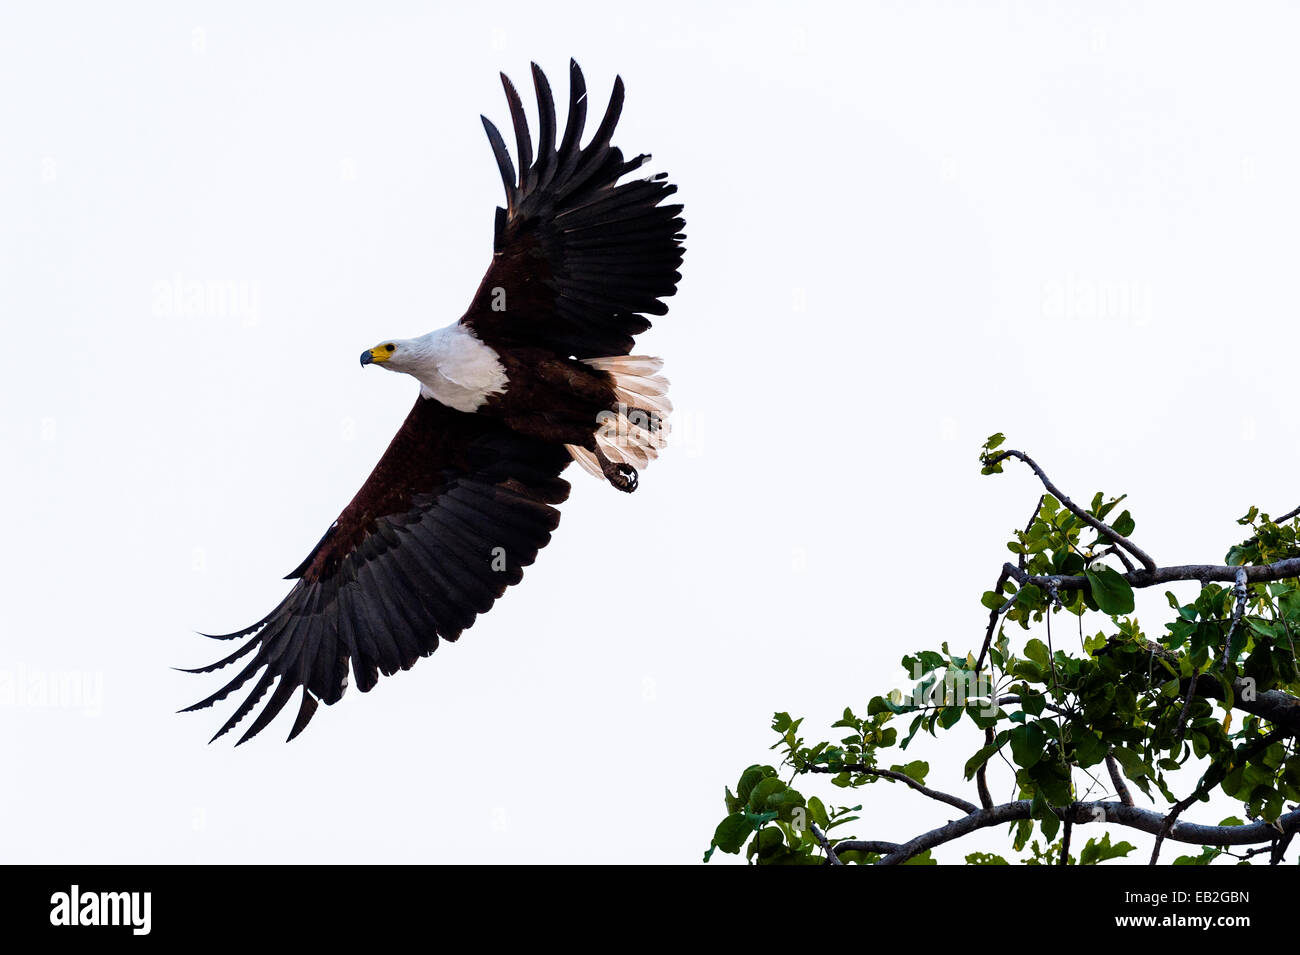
[3,1,1300,864]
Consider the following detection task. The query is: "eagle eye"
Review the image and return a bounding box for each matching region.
[385,344,396,352]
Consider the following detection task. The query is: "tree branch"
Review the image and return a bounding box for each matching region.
[803,765,979,815]
[1183,675,1299,735]
[984,449,1156,571]
[1270,504,1300,527]
[869,800,1300,865]
[810,822,842,865]
[1105,753,1134,807]
[976,565,1013,671]
[976,727,994,810]
[828,839,902,856]
[1006,556,1300,593]
[1219,566,1249,670]
[996,694,1078,721]
[1098,545,1136,574]
[1150,727,1288,864]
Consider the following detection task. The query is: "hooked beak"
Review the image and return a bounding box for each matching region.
[361,344,395,367]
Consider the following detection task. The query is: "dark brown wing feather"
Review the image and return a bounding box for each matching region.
[184,397,571,744]
[461,60,686,359]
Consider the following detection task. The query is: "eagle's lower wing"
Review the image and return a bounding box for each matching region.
[184,397,571,744]
[459,60,685,359]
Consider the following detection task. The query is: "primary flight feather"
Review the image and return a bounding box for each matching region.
[184,60,685,744]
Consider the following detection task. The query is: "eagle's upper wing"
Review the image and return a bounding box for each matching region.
[184,397,570,744]
[459,60,685,358]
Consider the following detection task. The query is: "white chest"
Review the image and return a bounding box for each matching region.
[410,324,509,413]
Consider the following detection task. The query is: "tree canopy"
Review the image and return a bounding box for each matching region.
[706,435,1300,865]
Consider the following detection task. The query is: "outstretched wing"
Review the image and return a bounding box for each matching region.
[184,397,571,744]
[461,59,686,359]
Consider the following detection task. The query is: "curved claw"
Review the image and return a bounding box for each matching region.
[594,446,638,493]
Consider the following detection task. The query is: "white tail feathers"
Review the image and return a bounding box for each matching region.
[583,355,674,417]
[566,355,671,481]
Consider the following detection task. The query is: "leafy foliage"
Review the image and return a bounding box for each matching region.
[705,436,1300,864]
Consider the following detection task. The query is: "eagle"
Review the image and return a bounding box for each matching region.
[183,60,685,744]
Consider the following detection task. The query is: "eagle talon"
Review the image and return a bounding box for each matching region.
[594,447,638,493]
[609,463,638,493]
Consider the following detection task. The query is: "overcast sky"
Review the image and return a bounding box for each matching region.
[4,2,1300,864]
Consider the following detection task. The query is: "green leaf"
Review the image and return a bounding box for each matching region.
[1036,810,1060,843]
[707,812,753,858]
[1013,818,1033,852]
[965,852,1010,865]
[1084,565,1135,615]
[1226,545,1250,567]
[1017,583,1043,608]
[1080,832,1136,865]
[1173,847,1221,866]
[1059,552,1085,576]
[901,849,937,865]
[1083,632,1108,655]
[1069,723,1107,768]
[1009,724,1046,769]
[894,760,930,784]
[901,713,926,749]
[724,787,741,815]
[763,785,807,822]
[965,732,1008,779]
[1111,746,1150,779]
[807,796,830,829]
[747,776,787,812]
[1024,639,1052,670]
[736,765,773,806]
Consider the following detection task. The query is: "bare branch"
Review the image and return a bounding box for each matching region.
[976,565,1013,671]
[1019,494,1045,573]
[1105,753,1134,807]
[1219,567,1249,670]
[1173,668,1200,748]
[810,822,842,865]
[803,765,978,815]
[1272,504,1300,526]
[996,694,1078,720]
[829,839,902,855]
[976,727,994,810]
[1271,831,1295,866]
[1098,545,1135,574]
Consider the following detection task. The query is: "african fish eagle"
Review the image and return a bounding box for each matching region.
[183,60,685,743]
